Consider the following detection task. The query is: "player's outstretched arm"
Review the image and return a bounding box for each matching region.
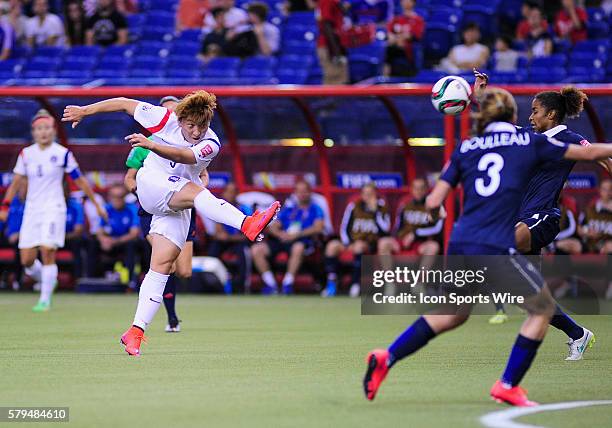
[62,98,140,128]
[0,173,25,222]
[425,180,452,212]
[124,168,138,193]
[126,133,196,165]
[564,143,612,162]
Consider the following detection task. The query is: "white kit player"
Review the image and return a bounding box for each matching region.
[0,110,106,312]
[62,90,280,356]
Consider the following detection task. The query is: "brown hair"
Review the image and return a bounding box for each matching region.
[31,108,54,125]
[247,2,269,21]
[174,90,217,128]
[474,88,517,134]
[534,86,587,124]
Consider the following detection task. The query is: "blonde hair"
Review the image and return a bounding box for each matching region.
[474,88,517,134]
[174,90,217,128]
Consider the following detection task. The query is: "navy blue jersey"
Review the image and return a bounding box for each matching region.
[518,125,590,219]
[440,122,569,251]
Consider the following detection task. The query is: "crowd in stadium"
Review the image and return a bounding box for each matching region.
[1,172,611,298]
[0,0,610,83]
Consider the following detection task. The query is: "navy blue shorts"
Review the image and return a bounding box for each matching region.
[139,208,197,242]
[519,213,560,254]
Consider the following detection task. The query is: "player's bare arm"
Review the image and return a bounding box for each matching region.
[126,133,197,165]
[62,98,140,128]
[73,175,108,221]
[565,143,612,162]
[124,168,138,193]
[425,180,452,212]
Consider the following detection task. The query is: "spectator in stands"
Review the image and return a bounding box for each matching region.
[245,2,279,56]
[0,2,14,60]
[65,193,85,278]
[524,6,553,59]
[579,179,612,254]
[322,182,390,298]
[284,0,315,13]
[317,0,348,84]
[64,0,86,46]
[551,195,583,255]
[554,0,588,44]
[438,22,489,74]
[378,178,442,258]
[383,0,424,77]
[208,182,252,294]
[24,0,65,47]
[516,0,547,40]
[84,0,137,17]
[198,6,227,62]
[87,184,139,286]
[203,0,247,34]
[86,0,128,47]
[492,35,520,72]
[6,0,26,45]
[251,180,325,295]
[176,0,209,32]
[349,0,393,25]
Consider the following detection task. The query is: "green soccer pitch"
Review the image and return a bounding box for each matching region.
[1,294,610,428]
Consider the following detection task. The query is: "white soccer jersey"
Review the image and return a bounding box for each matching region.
[134,102,220,185]
[13,142,79,214]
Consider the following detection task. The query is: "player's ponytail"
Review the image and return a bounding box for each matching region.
[473,88,517,134]
[174,90,217,129]
[534,86,587,124]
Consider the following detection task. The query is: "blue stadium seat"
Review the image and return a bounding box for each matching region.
[276,69,308,84]
[10,45,32,59]
[348,41,386,62]
[498,0,523,25]
[176,29,202,43]
[348,54,382,82]
[529,67,566,83]
[134,41,169,56]
[492,70,527,83]
[204,57,241,78]
[423,23,457,60]
[93,66,129,79]
[103,45,134,57]
[241,56,277,78]
[427,7,463,26]
[0,59,23,79]
[166,57,203,78]
[554,39,572,54]
[146,11,175,29]
[573,39,610,56]
[281,40,316,56]
[148,0,179,11]
[57,69,93,79]
[411,69,445,83]
[98,55,132,69]
[278,54,314,71]
[462,5,498,39]
[169,40,200,56]
[282,26,317,43]
[284,11,316,27]
[140,26,173,42]
[530,54,567,68]
[428,0,463,8]
[131,56,166,71]
[61,58,97,72]
[587,7,607,23]
[33,46,65,59]
[588,22,609,39]
[65,45,101,59]
[306,67,322,84]
[22,60,60,78]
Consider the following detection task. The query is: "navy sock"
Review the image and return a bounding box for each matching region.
[163,275,178,322]
[550,305,583,340]
[351,255,362,285]
[494,302,505,312]
[388,317,436,368]
[501,334,542,387]
[324,256,339,279]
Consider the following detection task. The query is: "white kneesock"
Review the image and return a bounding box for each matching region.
[282,273,294,286]
[193,188,246,230]
[262,271,277,287]
[133,270,169,330]
[40,264,58,303]
[25,259,42,283]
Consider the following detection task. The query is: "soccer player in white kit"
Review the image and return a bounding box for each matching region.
[0,110,106,312]
[62,91,281,356]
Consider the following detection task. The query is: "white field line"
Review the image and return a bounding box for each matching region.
[480,400,612,428]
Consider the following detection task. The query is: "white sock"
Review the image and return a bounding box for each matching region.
[133,270,169,330]
[282,273,294,286]
[262,271,277,287]
[194,188,246,230]
[25,259,42,283]
[40,264,58,303]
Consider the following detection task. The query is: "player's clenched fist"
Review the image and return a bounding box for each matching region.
[62,105,86,128]
[125,133,154,149]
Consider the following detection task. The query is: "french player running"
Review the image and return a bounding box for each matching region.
[124,95,199,333]
[476,70,605,361]
[363,88,612,406]
[62,91,280,356]
[0,110,106,312]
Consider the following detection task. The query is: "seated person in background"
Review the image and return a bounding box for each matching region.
[516,0,547,40]
[252,180,324,295]
[64,0,86,46]
[176,0,209,32]
[383,0,425,77]
[437,22,489,74]
[492,35,520,72]
[87,184,139,287]
[86,0,128,47]
[554,0,587,45]
[284,0,315,13]
[378,177,442,259]
[225,2,279,57]
[208,182,252,294]
[65,194,85,278]
[0,3,15,60]
[524,7,553,59]
[322,182,390,298]
[198,7,227,63]
[203,0,247,35]
[579,179,612,255]
[24,0,65,47]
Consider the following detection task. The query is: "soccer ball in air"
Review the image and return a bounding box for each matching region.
[431,76,472,115]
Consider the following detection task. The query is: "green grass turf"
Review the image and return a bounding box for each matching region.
[0,293,610,428]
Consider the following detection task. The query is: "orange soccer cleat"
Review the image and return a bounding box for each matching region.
[240,201,281,242]
[363,349,390,401]
[490,380,539,407]
[120,326,147,356]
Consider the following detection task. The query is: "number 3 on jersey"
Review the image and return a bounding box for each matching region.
[475,153,504,197]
